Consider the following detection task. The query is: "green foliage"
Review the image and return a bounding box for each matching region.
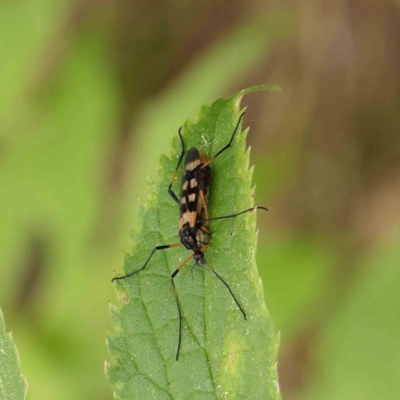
[0,309,27,400]
[309,233,400,400]
[258,235,336,338]
[106,86,281,399]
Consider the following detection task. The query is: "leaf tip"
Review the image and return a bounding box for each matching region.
[235,85,282,106]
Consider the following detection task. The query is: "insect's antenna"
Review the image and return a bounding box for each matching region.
[205,261,247,320]
[198,206,268,224]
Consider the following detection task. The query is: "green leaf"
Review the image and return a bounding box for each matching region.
[0,308,27,400]
[106,86,281,400]
[306,233,400,400]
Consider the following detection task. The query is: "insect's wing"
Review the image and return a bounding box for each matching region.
[180,148,201,227]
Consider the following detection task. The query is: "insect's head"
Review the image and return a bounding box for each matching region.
[193,250,206,265]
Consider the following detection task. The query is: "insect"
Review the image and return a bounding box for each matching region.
[112,112,267,360]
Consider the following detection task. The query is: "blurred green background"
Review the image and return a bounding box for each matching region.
[1,1,400,399]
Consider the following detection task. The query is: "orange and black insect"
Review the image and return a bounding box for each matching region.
[112,112,267,360]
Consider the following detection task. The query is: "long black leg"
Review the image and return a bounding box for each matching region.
[197,206,268,224]
[111,243,182,282]
[170,253,194,360]
[205,261,246,320]
[201,112,245,169]
[171,277,182,360]
[168,127,185,204]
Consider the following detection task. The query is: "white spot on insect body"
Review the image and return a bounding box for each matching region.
[188,193,196,202]
[186,159,200,171]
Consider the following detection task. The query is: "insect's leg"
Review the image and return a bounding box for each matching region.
[168,127,185,204]
[193,168,210,225]
[111,243,182,282]
[170,253,194,360]
[198,189,210,225]
[199,225,210,235]
[170,277,182,361]
[205,261,246,320]
[200,112,245,169]
[197,206,268,224]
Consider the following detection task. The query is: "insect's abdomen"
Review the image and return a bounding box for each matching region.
[198,164,210,213]
[179,147,210,225]
[183,147,201,173]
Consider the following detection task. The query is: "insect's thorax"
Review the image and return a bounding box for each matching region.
[179,224,209,252]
